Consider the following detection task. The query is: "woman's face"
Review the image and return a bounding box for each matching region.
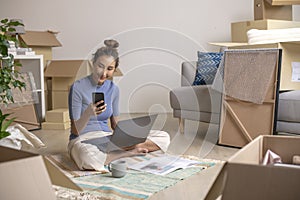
[92,55,116,85]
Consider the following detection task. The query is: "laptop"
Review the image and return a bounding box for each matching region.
[82,114,158,152]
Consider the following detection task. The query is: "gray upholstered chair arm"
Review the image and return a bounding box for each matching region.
[181,61,197,86]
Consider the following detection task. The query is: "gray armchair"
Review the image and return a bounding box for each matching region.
[169,61,222,133]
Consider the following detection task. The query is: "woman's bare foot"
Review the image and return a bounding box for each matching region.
[128,147,148,156]
[105,147,148,165]
[135,140,160,152]
[122,140,160,152]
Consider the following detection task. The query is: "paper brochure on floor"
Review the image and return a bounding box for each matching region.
[205,135,300,200]
[129,155,202,175]
[0,146,82,200]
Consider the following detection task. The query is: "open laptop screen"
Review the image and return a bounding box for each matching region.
[82,114,158,152]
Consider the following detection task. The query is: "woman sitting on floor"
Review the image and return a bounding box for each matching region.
[68,39,170,171]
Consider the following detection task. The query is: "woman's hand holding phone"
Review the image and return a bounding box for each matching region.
[92,92,106,115]
[94,101,106,114]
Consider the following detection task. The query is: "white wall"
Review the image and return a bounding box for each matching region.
[1,0,300,113]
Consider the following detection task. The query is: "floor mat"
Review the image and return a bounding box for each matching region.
[50,152,221,199]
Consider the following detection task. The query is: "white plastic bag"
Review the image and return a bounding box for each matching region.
[0,124,45,151]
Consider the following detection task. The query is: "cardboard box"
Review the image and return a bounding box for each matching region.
[2,104,41,131]
[19,30,62,67]
[51,91,69,109]
[231,19,300,42]
[205,135,300,200]
[52,77,74,91]
[254,0,292,21]
[45,108,70,123]
[266,0,300,5]
[42,121,71,130]
[0,146,81,200]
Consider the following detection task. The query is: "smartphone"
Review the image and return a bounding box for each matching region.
[92,92,105,108]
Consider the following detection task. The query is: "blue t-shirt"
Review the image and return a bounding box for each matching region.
[68,75,119,140]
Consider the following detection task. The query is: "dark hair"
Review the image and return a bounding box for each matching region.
[92,39,119,67]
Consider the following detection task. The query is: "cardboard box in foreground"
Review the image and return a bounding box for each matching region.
[0,146,82,200]
[205,135,300,200]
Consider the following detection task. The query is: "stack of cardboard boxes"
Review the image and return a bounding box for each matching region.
[205,1,300,198]
[3,30,62,130]
[211,0,300,148]
[213,0,300,91]
[230,0,300,43]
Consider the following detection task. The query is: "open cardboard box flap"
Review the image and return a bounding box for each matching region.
[43,156,82,191]
[44,60,92,78]
[205,135,300,200]
[0,146,82,200]
[20,30,62,47]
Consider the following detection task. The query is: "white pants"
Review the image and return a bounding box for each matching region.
[68,130,170,171]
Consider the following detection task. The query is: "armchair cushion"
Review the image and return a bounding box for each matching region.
[192,52,223,86]
[170,85,217,113]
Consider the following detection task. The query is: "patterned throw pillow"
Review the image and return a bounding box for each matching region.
[192,52,223,85]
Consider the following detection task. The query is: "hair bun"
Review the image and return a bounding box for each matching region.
[104,39,119,49]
